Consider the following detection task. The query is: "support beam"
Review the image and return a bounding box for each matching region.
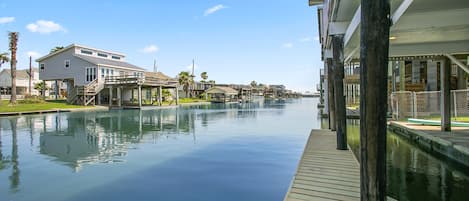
[326,58,336,131]
[159,86,163,106]
[109,87,113,107]
[332,35,347,150]
[446,54,469,74]
[344,6,361,46]
[176,87,179,105]
[138,86,142,108]
[117,87,121,107]
[399,61,405,91]
[360,0,390,200]
[391,0,414,25]
[441,58,451,132]
[55,80,59,100]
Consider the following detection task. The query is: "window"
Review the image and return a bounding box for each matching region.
[111,56,121,60]
[110,69,114,76]
[64,60,70,68]
[106,69,109,75]
[86,67,97,82]
[40,63,45,71]
[81,50,93,55]
[97,53,108,58]
[101,68,105,78]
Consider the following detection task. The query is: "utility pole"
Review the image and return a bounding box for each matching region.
[153,59,158,72]
[29,56,32,96]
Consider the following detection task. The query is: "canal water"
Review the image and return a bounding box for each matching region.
[0,98,467,200]
[0,99,316,201]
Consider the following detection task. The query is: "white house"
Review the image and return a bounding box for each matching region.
[0,68,45,97]
[37,44,178,106]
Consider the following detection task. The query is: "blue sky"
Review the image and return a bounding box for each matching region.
[0,0,321,92]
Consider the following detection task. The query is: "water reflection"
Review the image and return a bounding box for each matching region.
[345,120,469,201]
[0,100,288,193]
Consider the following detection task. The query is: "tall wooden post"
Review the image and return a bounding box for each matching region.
[109,87,113,107]
[159,86,163,106]
[441,58,451,132]
[327,58,336,131]
[55,80,58,100]
[399,61,405,91]
[138,85,142,108]
[360,0,390,200]
[332,35,347,150]
[117,87,121,107]
[176,87,179,105]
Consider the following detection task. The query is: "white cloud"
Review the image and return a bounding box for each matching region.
[0,17,15,24]
[26,20,66,34]
[204,4,227,16]
[142,45,159,53]
[299,37,312,42]
[26,51,41,58]
[283,42,293,48]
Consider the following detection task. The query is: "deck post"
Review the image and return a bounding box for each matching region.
[176,87,179,105]
[149,88,153,105]
[159,86,163,106]
[117,87,121,107]
[109,87,113,107]
[138,86,142,108]
[332,35,347,150]
[55,80,59,100]
[441,58,451,131]
[399,61,405,91]
[360,0,390,200]
[326,58,336,131]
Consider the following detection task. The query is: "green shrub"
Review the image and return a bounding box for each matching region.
[19,96,45,104]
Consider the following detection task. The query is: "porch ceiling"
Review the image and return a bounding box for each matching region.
[339,0,469,59]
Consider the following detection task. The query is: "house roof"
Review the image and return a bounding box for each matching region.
[144,72,175,80]
[74,54,145,71]
[0,68,38,80]
[206,86,239,95]
[36,43,125,62]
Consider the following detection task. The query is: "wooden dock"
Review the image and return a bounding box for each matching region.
[284,129,360,201]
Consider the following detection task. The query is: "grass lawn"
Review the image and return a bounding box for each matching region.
[423,116,469,123]
[0,100,91,113]
[177,98,208,104]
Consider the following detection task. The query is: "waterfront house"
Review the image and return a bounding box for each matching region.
[37,44,178,107]
[206,86,238,103]
[0,68,51,98]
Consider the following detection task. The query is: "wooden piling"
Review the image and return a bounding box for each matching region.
[441,58,451,131]
[327,58,336,131]
[360,0,390,200]
[332,35,347,150]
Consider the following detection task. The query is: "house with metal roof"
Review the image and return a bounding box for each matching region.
[37,44,178,107]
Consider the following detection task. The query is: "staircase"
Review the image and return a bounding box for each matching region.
[68,79,104,106]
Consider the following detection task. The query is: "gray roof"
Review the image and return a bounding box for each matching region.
[74,54,145,71]
[1,68,38,79]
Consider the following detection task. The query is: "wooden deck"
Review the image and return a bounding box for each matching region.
[284,129,360,201]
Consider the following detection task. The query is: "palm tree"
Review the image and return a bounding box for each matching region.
[9,32,19,104]
[250,80,257,87]
[0,52,9,68]
[178,71,192,97]
[200,72,208,82]
[34,82,49,96]
[50,46,64,54]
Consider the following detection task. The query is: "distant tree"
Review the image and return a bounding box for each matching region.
[250,80,257,87]
[178,71,193,97]
[9,32,19,104]
[50,46,64,54]
[34,82,49,96]
[200,72,208,82]
[208,80,216,86]
[0,52,9,68]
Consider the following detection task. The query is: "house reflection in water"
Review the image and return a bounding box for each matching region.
[39,109,196,172]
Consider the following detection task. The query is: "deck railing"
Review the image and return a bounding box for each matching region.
[105,75,144,85]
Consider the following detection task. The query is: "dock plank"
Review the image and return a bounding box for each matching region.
[284,129,360,201]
